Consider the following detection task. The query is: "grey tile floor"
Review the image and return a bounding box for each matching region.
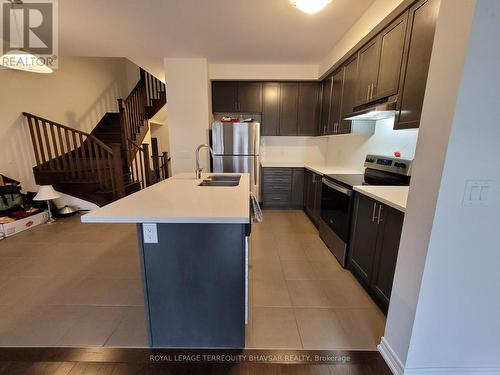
[0,210,385,349]
[246,210,386,350]
[0,214,147,347]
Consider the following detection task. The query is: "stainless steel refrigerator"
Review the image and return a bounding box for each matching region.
[211,121,260,200]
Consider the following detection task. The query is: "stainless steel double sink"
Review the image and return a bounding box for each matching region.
[198,174,241,187]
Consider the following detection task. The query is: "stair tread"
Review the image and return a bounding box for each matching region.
[27,72,167,206]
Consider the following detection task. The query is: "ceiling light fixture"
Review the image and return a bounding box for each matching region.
[290,0,332,14]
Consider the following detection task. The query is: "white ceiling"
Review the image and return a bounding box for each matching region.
[59,0,375,64]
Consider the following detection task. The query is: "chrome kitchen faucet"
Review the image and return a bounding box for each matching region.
[195,144,213,179]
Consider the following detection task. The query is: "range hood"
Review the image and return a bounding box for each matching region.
[344,100,397,121]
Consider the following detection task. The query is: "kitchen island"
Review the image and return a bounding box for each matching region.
[82,173,250,348]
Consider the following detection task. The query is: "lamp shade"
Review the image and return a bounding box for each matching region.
[33,185,61,201]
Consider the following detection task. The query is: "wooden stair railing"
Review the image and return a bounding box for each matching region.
[126,138,152,190]
[22,68,167,206]
[152,152,169,182]
[23,112,126,199]
[117,68,166,149]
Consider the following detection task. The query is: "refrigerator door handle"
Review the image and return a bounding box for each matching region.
[254,156,258,185]
[254,130,258,159]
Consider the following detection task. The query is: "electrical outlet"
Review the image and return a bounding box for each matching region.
[143,223,158,243]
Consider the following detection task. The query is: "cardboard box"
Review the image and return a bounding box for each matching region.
[0,211,49,238]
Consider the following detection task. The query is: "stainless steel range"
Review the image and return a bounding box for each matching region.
[319,154,412,267]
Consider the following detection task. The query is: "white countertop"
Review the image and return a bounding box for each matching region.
[353,186,409,212]
[81,173,250,224]
[260,161,362,175]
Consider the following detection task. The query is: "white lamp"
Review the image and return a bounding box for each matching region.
[33,185,61,223]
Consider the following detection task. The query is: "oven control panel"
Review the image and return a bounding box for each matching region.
[365,154,412,176]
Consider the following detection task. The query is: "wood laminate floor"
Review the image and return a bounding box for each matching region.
[0,348,392,374]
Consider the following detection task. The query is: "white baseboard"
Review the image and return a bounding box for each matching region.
[378,336,404,375]
[379,337,500,375]
[405,368,500,374]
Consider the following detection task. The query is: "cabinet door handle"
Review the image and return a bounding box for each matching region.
[366,85,370,100]
[371,83,376,99]
[372,202,378,222]
[377,204,384,224]
[271,197,282,201]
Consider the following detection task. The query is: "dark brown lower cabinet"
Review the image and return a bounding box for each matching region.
[303,169,322,226]
[291,167,304,207]
[349,193,404,314]
[262,167,304,209]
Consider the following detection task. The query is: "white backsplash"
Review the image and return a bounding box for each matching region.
[260,118,419,169]
[325,117,419,169]
[260,136,328,163]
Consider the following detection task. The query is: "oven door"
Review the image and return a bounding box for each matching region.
[320,178,353,243]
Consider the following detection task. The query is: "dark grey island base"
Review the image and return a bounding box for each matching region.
[137,223,250,348]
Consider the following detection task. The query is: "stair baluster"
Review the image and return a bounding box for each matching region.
[23,67,167,206]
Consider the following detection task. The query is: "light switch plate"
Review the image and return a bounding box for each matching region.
[143,223,158,243]
[463,180,492,206]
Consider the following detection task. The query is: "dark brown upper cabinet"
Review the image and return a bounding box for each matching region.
[262,82,280,136]
[212,0,439,135]
[237,82,262,112]
[211,81,262,113]
[340,54,358,133]
[329,68,345,135]
[297,82,320,136]
[212,82,237,112]
[394,0,439,129]
[354,38,381,107]
[320,60,354,136]
[354,12,407,107]
[319,75,333,135]
[373,13,408,100]
[278,82,299,136]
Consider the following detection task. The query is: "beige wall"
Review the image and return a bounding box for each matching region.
[403,0,500,372]
[209,64,319,80]
[0,57,139,192]
[381,0,476,371]
[319,0,404,77]
[164,58,211,175]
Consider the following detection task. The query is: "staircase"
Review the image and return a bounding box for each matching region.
[23,68,168,206]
